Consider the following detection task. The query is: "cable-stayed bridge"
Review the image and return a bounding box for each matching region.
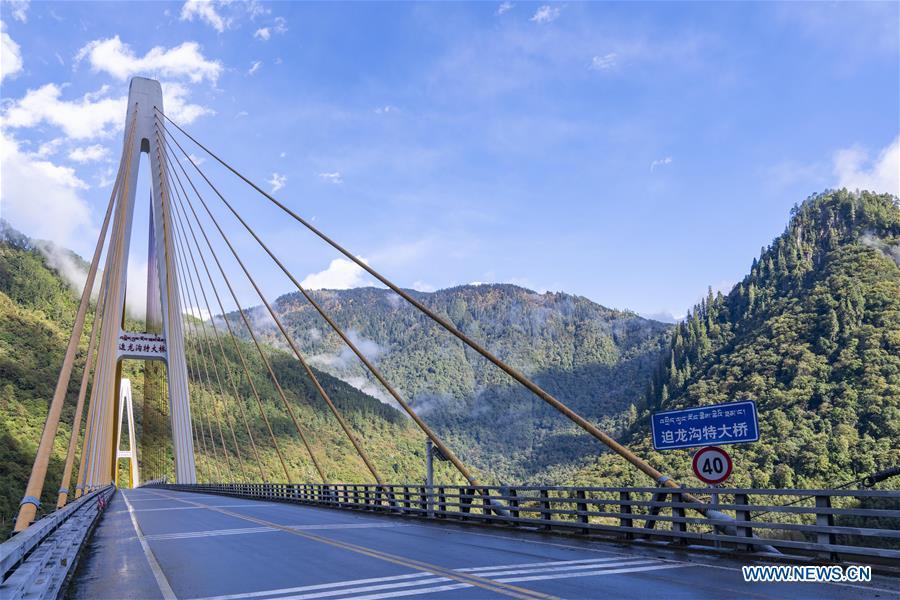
[1,78,898,599]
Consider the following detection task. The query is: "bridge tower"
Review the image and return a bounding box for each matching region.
[78,77,196,489]
[115,379,140,488]
[14,77,197,530]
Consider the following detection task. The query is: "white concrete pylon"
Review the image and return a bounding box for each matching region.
[83,77,196,487]
[115,379,140,487]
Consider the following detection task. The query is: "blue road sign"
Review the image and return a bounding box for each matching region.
[651,400,759,450]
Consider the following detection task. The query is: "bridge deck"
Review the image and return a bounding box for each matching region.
[70,488,896,599]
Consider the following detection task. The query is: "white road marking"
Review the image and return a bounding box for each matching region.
[110,504,261,514]
[122,492,178,600]
[194,557,686,600]
[271,577,453,600]
[469,559,658,578]
[315,583,472,600]
[442,526,900,595]
[312,564,688,600]
[148,526,275,541]
[459,556,635,573]
[190,573,434,600]
[148,522,411,541]
[496,563,687,583]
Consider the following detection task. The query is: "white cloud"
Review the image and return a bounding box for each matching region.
[161,81,215,124]
[248,60,262,75]
[75,36,222,83]
[641,310,684,324]
[2,84,123,140]
[650,156,673,171]
[497,2,513,15]
[188,153,205,165]
[411,281,436,292]
[96,165,116,188]
[530,5,560,24]
[301,257,371,290]
[268,172,286,192]
[318,171,343,184]
[374,105,398,115]
[0,130,93,252]
[184,306,212,321]
[834,136,899,196]
[34,239,98,299]
[6,1,29,23]
[68,144,108,163]
[861,233,900,266]
[235,110,249,118]
[180,0,230,32]
[253,17,286,41]
[34,137,64,158]
[1,20,23,83]
[590,53,617,71]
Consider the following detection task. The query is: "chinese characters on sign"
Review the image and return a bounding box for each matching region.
[117,332,168,360]
[651,400,758,450]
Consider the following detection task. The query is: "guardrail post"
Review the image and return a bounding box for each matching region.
[461,487,473,519]
[671,492,687,545]
[619,491,633,540]
[437,486,446,518]
[734,493,754,551]
[507,488,520,524]
[539,489,552,530]
[815,494,839,561]
[481,488,493,524]
[576,489,589,535]
[641,491,667,538]
[419,486,428,515]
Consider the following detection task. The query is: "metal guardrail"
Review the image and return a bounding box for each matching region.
[0,485,114,599]
[155,482,900,563]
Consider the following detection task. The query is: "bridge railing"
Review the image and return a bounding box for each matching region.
[0,485,115,598]
[154,482,900,564]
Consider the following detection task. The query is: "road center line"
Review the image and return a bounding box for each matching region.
[146,490,556,600]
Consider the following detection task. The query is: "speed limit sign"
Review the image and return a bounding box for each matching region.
[692,446,732,485]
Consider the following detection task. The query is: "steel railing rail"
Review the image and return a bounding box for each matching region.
[151,482,900,564]
[1,485,114,597]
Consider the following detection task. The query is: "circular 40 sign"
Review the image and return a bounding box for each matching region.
[692,446,733,485]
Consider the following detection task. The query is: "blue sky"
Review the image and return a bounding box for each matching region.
[1,1,898,322]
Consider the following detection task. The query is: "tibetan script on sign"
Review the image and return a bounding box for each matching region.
[117,332,168,360]
[651,400,759,450]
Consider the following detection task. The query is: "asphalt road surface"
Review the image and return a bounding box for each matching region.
[69,488,898,599]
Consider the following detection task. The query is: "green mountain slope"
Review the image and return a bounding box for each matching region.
[573,190,900,488]
[0,222,451,535]
[229,284,670,482]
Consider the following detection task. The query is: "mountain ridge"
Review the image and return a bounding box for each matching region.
[572,189,899,488]
[227,281,671,482]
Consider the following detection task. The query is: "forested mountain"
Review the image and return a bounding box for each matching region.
[574,190,900,489]
[228,284,670,481]
[2,187,895,533]
[0,222,446,535]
